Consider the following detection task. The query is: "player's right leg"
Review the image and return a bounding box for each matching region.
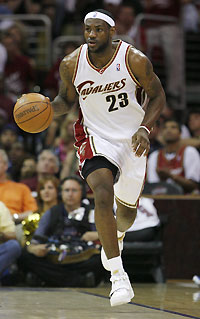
[85,162,133,306]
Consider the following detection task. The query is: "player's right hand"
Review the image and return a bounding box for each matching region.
[132,128,150,157]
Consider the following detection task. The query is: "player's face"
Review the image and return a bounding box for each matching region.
[162,121,181,143]
[84,19,111,53]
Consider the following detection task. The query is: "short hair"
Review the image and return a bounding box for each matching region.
[163,119,182,132]
[0,149,8,164]
[38,149,60,168]
[60,175,86,199]
[188,107,200,116]
[94,9,115,21]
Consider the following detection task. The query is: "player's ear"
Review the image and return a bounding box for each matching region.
[110,26,116,37]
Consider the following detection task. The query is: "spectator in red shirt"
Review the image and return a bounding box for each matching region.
[1,31,35,103]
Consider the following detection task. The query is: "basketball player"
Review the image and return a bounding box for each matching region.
[51,9,166,306]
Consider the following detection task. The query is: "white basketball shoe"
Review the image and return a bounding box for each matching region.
[110,271,134,307]
[101,234,125,271]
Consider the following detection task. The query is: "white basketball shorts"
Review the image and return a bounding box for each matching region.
[74,116,146,208]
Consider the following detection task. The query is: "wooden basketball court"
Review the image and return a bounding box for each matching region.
[1,280,199,319]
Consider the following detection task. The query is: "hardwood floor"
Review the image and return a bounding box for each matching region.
[0,281,199,319]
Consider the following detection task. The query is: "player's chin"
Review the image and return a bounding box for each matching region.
[88,43,98,52]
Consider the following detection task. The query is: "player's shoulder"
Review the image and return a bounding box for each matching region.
[59,46,82,77]
[128,45,151,73]
[129,45,147,62]
[60,46,82,69]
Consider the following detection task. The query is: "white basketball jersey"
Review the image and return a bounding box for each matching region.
[73,40,145,141]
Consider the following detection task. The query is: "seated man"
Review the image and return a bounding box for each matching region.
[20,149,60,192]
[147,120,200,193]
[19,176,104,287]
[0,201,21,282]
[0,149,37,223]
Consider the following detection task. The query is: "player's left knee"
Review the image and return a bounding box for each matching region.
[118,206,137,220]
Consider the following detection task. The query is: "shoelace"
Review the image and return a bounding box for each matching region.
[110,273,128,283]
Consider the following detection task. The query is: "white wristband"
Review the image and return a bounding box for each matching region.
[139,125,151,134]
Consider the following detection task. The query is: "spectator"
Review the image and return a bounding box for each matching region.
[5,21,29,56]
[103,0,122,20]
[147,120,200,193]
[21,149,60,192]
[178,108,200,152]
[0,1,12,14]
[181,0,199,33]
[0,149,38,223]
[188,108,200,138]
[44,41,79,100]
[143,0,185,110]
[0,201,21,284]
[148,120,163,155]
[42,0,65,39]
[20,156,37,181]
[5,0,24,13]
[22,175,59,246]
[0,124,19,153]
[8,141,28,181]
[19,176,104,287]
[1,31,35,103]
[0,70,14,124]
[60,148,79,180]
[54,112,77,163]
[124,197,160,242]
[115,0,143,40]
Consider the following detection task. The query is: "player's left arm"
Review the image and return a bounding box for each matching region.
[129,48,166,157]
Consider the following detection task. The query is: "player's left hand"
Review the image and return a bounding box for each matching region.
[132,128,150,157]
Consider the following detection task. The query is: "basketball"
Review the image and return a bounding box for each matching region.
[13,93,54,133]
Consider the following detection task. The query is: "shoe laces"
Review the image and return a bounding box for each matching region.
[110,272,128,284]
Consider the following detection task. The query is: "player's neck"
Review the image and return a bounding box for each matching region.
[88,44,116,69]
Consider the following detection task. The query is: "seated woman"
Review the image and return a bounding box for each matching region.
[22,175,59,246]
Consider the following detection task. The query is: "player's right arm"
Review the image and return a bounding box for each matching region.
[51,49,79,117]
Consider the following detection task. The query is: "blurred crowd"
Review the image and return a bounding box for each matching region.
[0,0,200,287]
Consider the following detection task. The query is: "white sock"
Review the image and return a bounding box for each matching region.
[117,230,125,239]
[108,256,125,276]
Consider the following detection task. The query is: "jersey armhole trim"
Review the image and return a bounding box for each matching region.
[125,45,142,88]
[72,45,83,84]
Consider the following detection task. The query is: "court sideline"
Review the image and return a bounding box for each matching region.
[0,281,199,319]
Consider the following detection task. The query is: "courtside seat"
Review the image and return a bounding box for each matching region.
[122,220,166,284]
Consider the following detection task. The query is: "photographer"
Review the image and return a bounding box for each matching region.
[19,176,104,287]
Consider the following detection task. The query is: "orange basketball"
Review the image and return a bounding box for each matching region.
[13,93,54,133]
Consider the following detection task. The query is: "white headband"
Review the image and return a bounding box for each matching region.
[84,11,115,27]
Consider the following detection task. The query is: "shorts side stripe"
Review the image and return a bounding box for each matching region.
[115,195,137,208]
[90,136,97,154]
